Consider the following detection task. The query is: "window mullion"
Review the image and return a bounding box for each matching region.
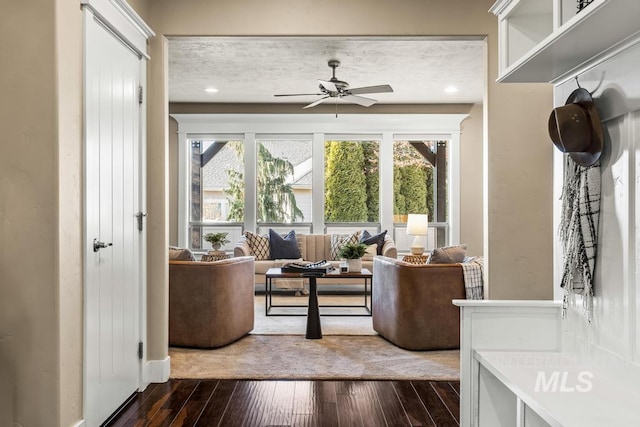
[244,133,257,232]
[312,133,325,233]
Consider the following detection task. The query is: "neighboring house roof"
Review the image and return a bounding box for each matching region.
[201,139,313,190]
[202,143,241,190]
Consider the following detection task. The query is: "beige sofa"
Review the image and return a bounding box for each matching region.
[372,256,465,350]
[234,233,397,285]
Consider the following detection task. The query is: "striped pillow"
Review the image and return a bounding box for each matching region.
[244,231,271,260]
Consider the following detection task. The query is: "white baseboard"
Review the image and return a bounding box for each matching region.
[145,356,171,383]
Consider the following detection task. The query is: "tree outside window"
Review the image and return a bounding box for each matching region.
[226,140,308,223]
[324,140,379,222]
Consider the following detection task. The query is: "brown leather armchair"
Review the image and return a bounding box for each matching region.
[169,256,255,348]
[372,256,465,350]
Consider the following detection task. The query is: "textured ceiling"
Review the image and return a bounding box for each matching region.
[168,37,485,105]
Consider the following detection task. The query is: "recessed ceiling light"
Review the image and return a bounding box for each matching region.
[205,87,219,93]
[445,86,459,94]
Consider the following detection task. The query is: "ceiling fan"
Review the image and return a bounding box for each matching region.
[274,59,393,109]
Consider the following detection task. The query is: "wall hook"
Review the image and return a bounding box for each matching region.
[575,76,582,89]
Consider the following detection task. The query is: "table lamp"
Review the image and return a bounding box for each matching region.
[406,214,429,255]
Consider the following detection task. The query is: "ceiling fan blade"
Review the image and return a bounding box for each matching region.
[347,84,394,95]
[303,96,330,109]
[342,94,377,107]
[274,93,323,97]
[318,80,338,93]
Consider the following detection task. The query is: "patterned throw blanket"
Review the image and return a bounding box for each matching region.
[559,156,601,321]
[461,257,484,299]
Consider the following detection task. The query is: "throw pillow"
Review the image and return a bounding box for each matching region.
[359,230,387,255]
[362,243,378,261]
[269,229,302,259]
[330,231,361,260]
[427,244,468,264]
[168,246,195,261]
[244,231,271,260]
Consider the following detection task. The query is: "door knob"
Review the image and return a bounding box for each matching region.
[93,239,113,252]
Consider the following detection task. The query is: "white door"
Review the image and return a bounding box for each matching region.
[84,11,143,426]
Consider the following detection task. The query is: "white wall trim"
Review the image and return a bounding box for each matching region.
[145,357,171,383]
[81,0,154,59]
[72,420,86,427]
[171,113,468,134]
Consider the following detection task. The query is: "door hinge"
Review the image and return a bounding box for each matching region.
[138,85,143,104]
[138,341,143,360]
[135,212,147,232]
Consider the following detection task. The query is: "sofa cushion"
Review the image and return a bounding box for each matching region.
[254,260,277,275]
[330,231,361,260]
[244,231,270,260]
[269,229,302,259]
[427,244,468,264]
[360,230,387,255]
[169,246,195,261]
[362,243,377,261]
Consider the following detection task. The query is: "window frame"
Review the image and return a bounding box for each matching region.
[174,114,465,253]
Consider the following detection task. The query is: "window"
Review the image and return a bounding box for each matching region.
[188,139,244,249]
[256,139,312,223]
[175,114,464,253]
[324,139,380,223]
[393,139,448,247]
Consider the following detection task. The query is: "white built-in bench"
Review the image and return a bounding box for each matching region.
[474,350,640,427]
[453,300,640,427]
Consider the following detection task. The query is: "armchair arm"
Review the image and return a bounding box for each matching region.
[234,235,251,257]
[381,236,397,259]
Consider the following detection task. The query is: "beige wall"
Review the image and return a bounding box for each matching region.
[57,1,84,425]
[460,103,484,257]
[1,0,83,425]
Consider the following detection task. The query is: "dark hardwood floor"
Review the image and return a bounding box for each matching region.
[105,379,460,426]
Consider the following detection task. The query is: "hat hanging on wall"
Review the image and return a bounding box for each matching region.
[548,87,603,166]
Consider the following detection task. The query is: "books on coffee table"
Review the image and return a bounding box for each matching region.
[281,260,334,274]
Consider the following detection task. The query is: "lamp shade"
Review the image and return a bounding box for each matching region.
[406,214,429,236]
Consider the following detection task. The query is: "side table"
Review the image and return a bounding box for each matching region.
[201,253,231,262]
[402,254,428,264]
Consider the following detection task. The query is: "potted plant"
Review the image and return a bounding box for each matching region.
[338,242,367,272]
[204,232,230,254]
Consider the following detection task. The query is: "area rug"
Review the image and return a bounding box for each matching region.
[252,295,376,335]
[169,335,460,380]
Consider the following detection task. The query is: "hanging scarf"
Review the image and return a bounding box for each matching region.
[559,155,601,321]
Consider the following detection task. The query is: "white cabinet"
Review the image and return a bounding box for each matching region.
[453,300,562,427]
[490,0,640,82]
